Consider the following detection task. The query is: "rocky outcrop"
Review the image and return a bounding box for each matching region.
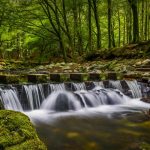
[0,110,47,150]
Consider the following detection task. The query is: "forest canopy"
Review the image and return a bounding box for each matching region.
[0,0,149,62]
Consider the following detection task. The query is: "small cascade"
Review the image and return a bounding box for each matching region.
[0,80,149,114]
[41,91,82,111]
[22,84,45,110]
[75,90,88,108]
[40,86,129,111]
[75,90,102,108]
[126,80,142,98]
[0,88,23,111]
[93,87,129,104]
[93,81,105,88]
[72,82,86,91]
[48,83,66,92]
[109,80,123,92]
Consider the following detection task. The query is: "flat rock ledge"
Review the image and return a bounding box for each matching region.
[0,72,149,84]
[0,110,47,150]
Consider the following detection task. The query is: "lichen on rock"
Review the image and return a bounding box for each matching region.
[0,110,47,150]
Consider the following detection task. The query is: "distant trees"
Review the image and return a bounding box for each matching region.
[0,0,149,62]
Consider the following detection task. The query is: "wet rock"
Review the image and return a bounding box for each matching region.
[88,73,100,81]
[141,98,150,103]
[50,73,61,82]
[70,73,84,82]
[106,72,117,80]
[0,110,47,150]
[28,74,48,83]
[123,73,142,80]
[0,75,19,84]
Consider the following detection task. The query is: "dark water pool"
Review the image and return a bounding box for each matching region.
[34,112,150,150]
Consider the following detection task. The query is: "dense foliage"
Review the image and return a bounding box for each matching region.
[0,0,149,62]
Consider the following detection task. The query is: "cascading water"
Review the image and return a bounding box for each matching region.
[109,80,123,92]
[0,80,149,123]
[93,81,105,88]
[72,82,86,91]
[48,83,66,92]
[0,88,23,111]
[22,84,45,110]
[0,81,149,150]
[126,80,142,98]
[41,91,82,111]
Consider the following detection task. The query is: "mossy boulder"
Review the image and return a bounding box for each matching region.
[0,110,47,150]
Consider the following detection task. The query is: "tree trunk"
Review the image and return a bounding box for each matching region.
[62,0,74,58]
[117,8,121,47]
[92,0,101,49]
[88,0,92,51]
[107,0,112,48]
[128,0,139,43]
[144,0,148,40]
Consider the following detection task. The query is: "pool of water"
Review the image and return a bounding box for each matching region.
[32,110,150,150]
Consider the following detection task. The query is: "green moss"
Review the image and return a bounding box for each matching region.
[60,73,70,82]
[5,139,46,150]
[0,101,4,110]
[0,110,47,150]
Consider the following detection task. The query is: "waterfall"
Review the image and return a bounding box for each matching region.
[109,80,123,92]
[126,80,142,98]
[22,84,45,110]
[0,80,149,113]
[48,83,66,92]
[0,88,23,111]
[41,91,82,111]
[93,81,105,88]
[72,82,86,91]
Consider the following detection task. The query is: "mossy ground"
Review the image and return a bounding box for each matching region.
[0,110,47,150]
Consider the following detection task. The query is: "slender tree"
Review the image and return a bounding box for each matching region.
[92,0,101,49]
[88,0,92,51]
[128,0,139,43]
[107,0,112,48]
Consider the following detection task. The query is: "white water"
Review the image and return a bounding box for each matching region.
[41,91,82,111]
[126,80,142,98]
[109,80,123,92]
[93,81,105,88]
[49,83,66,92]
[72,82,86,90]
[23,84,45,110]
[0,88,23,111]
[0,81,149,124]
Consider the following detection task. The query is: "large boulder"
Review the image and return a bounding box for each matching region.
[0,110,47,150]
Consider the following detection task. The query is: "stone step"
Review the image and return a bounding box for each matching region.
[0,72,149,84]
[28,74,48,83]
[0,75,19,84]
[136,68,150,71]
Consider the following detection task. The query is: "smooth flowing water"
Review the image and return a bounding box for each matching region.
[35,113,150,150]
[0,80,150,150]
